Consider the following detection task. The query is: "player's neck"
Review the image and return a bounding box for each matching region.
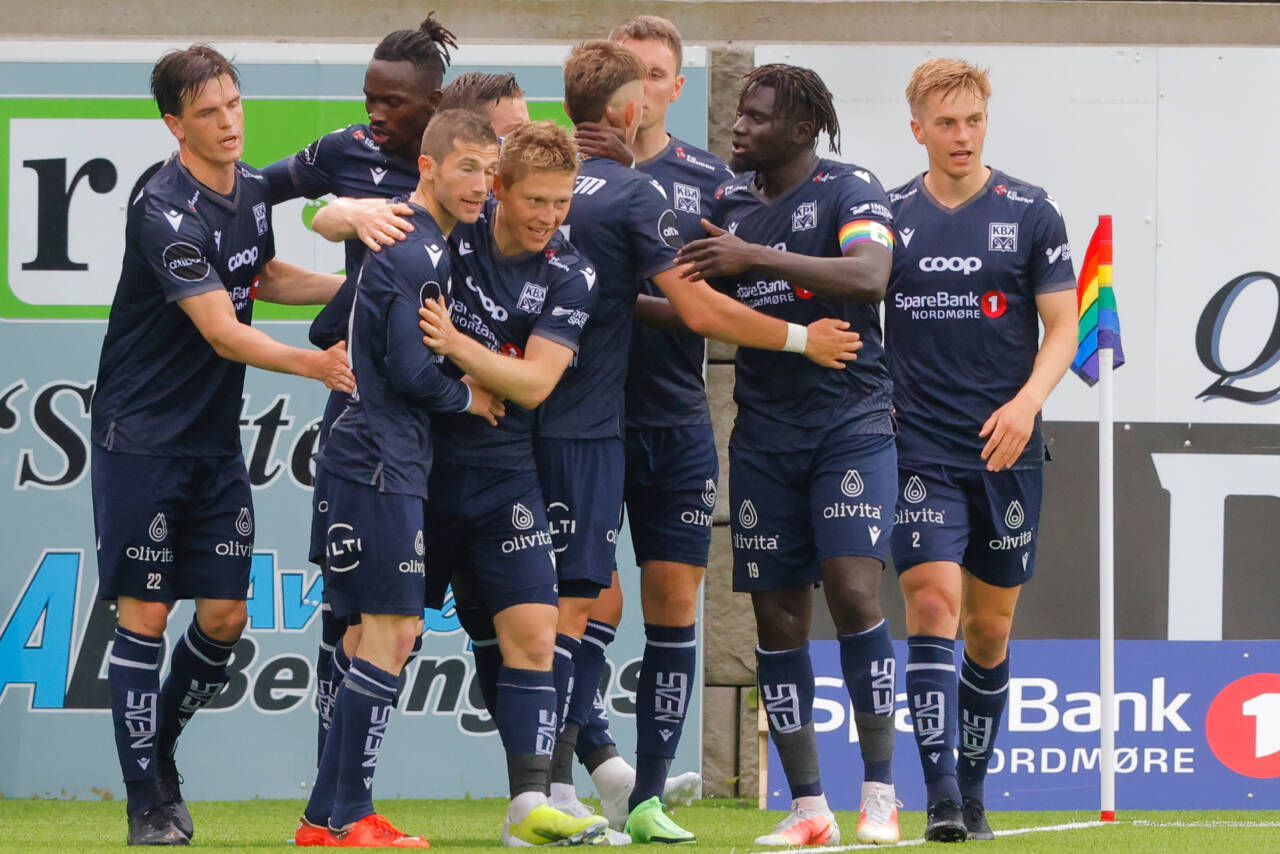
[757,150,819,200]
[924,164,990,209]
[632,125,670,164]
[411,187,457,237]
[490,205,523,257]
[178,147,236,195]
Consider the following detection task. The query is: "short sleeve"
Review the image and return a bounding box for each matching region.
[627,177,681,281]
[1029,195,1076,293]
[263,128,347,204]
[137,199,223,303]
[834,170,895,255]
[531,256,598,354]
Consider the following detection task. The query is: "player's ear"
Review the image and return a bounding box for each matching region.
[426,89,444,111]
[671,73,685,102]
[910,117,926,145]
[162,113,185,143]
[792,119,816,146]
[418,153,436,181]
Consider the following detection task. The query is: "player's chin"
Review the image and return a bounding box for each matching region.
[453,198,486,223]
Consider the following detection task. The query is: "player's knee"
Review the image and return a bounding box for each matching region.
[961,612,1013,664]
[196,601,248,642]
[752,598,809,650]
[119,599,171,637]
[907,588,961,635]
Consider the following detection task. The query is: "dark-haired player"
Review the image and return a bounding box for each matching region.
[294,110,505,849]
[92,45,352,846]
[543,42,863,845]
[885,58,1076,843]
[545,13,733,832]
[439,71,530,138]
[416,118,609,847]
[677,64,900,846]
[261,13,455,766]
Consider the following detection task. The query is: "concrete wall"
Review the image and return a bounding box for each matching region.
[8,0,1276,801]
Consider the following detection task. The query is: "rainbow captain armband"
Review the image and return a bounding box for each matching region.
[838,219,895,254]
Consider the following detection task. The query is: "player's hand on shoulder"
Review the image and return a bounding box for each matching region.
[316,341,355,393]
[979,393,1039,471]
[803,318,862,369]
[353,200,414,252]
[462,375,506,426]
[677,218,758,281]
[418,296,459,355]
[573,122,633,167]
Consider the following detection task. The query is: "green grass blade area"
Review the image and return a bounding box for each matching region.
[2,797,1277,851]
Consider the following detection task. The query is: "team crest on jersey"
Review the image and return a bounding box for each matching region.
[253,203,268,236]
[791,201,817,232]
[517,281,547,313]
[989,222,1018,252]
[674,182,700,214]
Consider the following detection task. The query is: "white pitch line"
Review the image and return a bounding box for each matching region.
[1131,820,1280,828]
[746,820,1109,853]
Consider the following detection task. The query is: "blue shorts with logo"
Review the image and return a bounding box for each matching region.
[92,446,254,602]
[625,424,718,567]
[426,460,559,614]
[312,467,427,619]
[729,429,897,592]
[535,437,624,597]
[306,390,351,565]
[889,461,1043,588]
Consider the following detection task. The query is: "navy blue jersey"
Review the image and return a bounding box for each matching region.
[708,158,895,451]
[318,204,472,499]
[433,198,596,470]
[535,157,682,439]
[262,123,419,348]
[626,137,735,429]
[92,156,276,457]
[885,169,1075,470]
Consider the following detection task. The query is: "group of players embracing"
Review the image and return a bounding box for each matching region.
[90,10,1078,849]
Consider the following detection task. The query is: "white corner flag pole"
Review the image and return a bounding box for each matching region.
[1098,346,1117,822]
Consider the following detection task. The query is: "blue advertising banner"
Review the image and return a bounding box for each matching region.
[769,640,1280,811]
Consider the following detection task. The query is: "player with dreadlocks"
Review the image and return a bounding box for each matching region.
[260,12,456,793]
[678,64,902,846]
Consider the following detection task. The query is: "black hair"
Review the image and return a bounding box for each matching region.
[150,44,239,117]
[372,12,457,90]
[741,63,841,154]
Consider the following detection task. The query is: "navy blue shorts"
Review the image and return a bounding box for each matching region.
[307,390,352,564]
[92,447,254,602]
[625,424,718,567]
[426,461,559,614]
[313,467,427,619]
[729,430,897,592]
[535,437,624,596]
[890,462,1043,588]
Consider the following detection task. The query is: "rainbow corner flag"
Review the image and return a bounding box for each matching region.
[1071,214,1124,385]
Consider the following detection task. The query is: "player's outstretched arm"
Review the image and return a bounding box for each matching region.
[418,298,575,409]
[650,264,862,369]
[310,197,415,252]
[978,288,1077,471]
[254,257,344,305]
[178,289,354,392]
[679,218,891,302]
[635,294,690,333]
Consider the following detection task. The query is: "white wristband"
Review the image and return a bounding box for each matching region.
[783,322,808,354]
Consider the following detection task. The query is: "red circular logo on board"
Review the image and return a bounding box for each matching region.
[981,290,1007,318]
[795,286,815,299]
[500,342,524,358]
[1205,672,1280,779]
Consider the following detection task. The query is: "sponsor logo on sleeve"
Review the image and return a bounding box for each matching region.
[551,305,589,328]
[252,202,268,236]
[161,241,211,282]
[658,210,684,248]
[1046,243,1071,264]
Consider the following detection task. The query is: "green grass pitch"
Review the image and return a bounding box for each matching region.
[3,797,1277,851]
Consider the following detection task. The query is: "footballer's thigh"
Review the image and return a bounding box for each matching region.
[891,462,973,637]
